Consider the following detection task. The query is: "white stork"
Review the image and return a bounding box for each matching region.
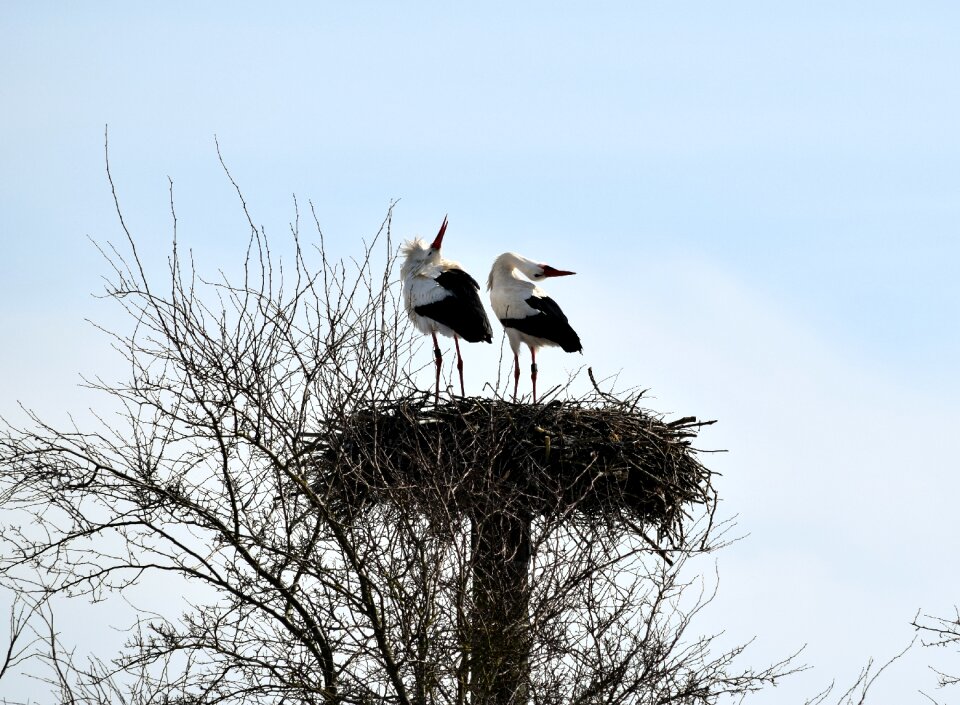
[487,252,582,403]
[401,216,493,400]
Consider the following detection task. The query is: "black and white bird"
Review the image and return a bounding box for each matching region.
[487,252,582,403]
[401,216,493,400]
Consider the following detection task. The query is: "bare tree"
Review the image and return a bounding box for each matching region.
[0,147,795,704]
[802,641,914,705]
[913,608,960,697]
[0,594,45,688]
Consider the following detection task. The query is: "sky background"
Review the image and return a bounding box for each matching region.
[2,2,959,702]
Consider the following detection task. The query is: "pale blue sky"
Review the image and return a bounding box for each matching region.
[4,2,958,386]
[2,2,959,702]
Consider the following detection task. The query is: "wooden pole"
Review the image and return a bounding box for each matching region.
[470,508,532,705]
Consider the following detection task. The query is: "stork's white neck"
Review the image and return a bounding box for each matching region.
[487,252,541,290]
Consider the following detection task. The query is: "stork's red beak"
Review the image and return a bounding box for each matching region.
[541,265,576,277]
[430,215,448,249]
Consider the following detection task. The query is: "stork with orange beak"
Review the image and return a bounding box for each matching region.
[401,216,493,401]
[487,252,582,403]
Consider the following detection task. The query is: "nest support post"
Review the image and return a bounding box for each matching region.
[470,507,532,705]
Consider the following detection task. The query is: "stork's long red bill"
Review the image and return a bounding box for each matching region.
[431,215,449,249]
[541,265,575,277]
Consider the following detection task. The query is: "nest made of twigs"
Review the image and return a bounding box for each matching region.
[301,391,716,542]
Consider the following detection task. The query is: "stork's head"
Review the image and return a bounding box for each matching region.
[532,263,576,280]
[493,252,575,283]
[400,216,448,275]
[488,252,575,290]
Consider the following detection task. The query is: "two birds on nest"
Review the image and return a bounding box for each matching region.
[401,216,581,404]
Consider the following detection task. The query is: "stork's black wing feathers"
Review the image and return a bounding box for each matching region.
[414,269,493,343]
[500,295,582,353]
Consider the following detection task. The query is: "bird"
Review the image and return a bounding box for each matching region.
[487,252,582,403]
[401,216,493,401]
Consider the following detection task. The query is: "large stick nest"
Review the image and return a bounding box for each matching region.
[304,392,716,541]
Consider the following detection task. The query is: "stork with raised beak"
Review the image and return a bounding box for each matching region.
[401,216,493,400]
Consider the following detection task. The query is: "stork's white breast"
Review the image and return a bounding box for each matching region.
[490,279,545,320]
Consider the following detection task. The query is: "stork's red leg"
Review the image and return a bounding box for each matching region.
[513,351,520,401]
[530,346,538,404]
[431,331,442,403]
[454,335,465,397]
